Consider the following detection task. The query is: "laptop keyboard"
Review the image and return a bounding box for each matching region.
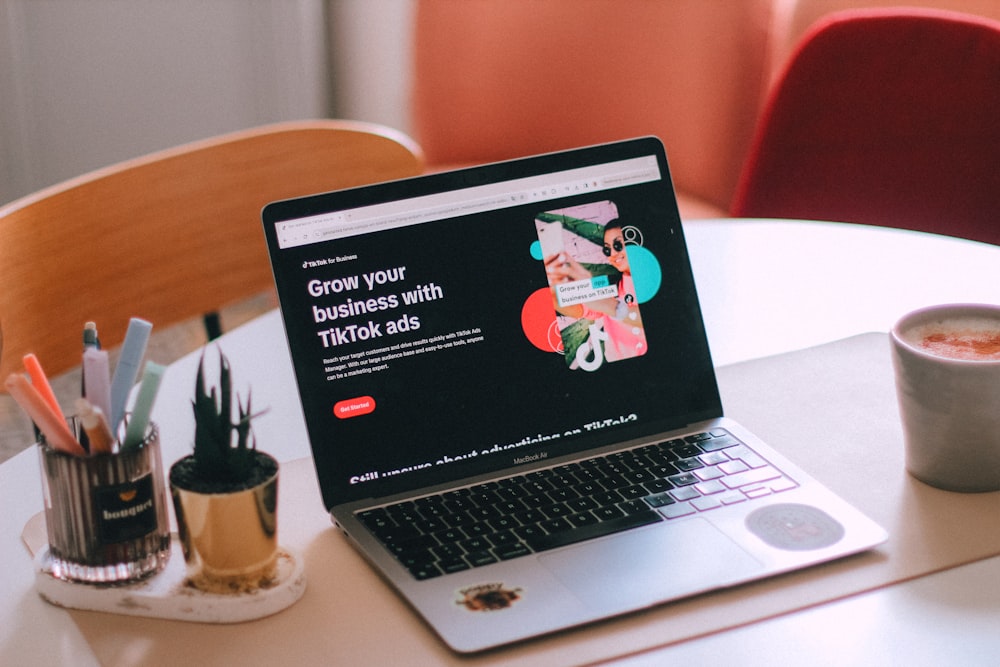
[357,429,798,580]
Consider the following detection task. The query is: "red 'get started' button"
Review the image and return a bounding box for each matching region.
[333,396,376,419]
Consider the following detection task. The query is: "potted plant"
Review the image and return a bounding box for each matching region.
[168,348,278,594]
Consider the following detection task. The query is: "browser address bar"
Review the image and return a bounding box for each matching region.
[275,156,660,249]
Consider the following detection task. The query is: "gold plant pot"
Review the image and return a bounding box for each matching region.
[170,453,279,594]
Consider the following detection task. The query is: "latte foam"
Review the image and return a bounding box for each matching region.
[905,317,1000,360]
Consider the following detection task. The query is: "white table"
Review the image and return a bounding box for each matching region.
[3,219,999,666]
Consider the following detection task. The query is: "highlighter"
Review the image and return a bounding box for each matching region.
[110,317,152,429]
[22,353,64,419]
[121,361,165,451]
[5,373,86,455]
[83,347,113,421]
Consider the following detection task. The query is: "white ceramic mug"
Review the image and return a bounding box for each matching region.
[890,303,1000,492]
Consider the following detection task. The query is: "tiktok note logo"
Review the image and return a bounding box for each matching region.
[523,207,662,371]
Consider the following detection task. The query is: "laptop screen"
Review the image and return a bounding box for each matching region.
[262,137,720,509]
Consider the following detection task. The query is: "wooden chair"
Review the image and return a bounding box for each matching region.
[731,8,1000,245]
[0,119,423,381]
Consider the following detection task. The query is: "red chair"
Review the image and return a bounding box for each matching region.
[730,8,1000,245]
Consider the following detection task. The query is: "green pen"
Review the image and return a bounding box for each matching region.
[121,361,165,451]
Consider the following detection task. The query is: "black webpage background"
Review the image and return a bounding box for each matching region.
[265,147,721,509]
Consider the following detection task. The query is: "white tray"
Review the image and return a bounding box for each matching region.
[34,537,306,623]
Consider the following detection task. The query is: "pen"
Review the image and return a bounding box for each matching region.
[122,361,165,451]
[5,373,86,455]
[22,353,64,419]
[81,321,99,402]
[110,317,152,429]
[83,321,100,350]
[83,347,113,422]
[75,397,116,455]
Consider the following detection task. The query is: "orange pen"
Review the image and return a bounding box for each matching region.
[4,373,86,456]
[75,398,116,454]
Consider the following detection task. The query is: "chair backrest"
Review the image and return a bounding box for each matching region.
[0,120,423,380]
[411,0,774,212]
[730,8,1000,245]
[769,0,1000,83]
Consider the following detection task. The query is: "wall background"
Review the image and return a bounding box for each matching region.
[0,0,413,206]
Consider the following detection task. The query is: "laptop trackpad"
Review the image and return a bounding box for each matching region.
[539,518,763,608]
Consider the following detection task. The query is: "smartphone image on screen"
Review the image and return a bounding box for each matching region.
[535,218,564,260]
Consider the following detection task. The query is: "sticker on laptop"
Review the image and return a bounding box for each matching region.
[745,503,846,551]
[456,583,523,612]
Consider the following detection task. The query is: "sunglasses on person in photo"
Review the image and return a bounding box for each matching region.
[602,239,624,257]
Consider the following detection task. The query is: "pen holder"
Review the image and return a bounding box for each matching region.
[37,418,171,584]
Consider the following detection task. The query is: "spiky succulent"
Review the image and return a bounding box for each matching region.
[190,349,266,484]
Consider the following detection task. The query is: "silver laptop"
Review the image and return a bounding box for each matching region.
[261,137,887,653]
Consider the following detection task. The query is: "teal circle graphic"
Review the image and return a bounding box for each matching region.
[626,245,661,303]
[529,240,543,260]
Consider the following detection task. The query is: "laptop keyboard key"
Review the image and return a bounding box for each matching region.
[547,487,579,503]
[567,512,599,528]
[643,478,673,494]
[593,504,627,519]
[668,472,699,486]
[489,530,520,547]
[722,465,782,489]
[675,457,704,472]
[494,543,532,560]
[465,551,498,567]
[567,496,598,512]
[619,484,648,500]
[440,558,471,574]
[443,511,476,528]
[618,500,651,515]
[643,492,675,508]
[488,515,520,532]
[461,536,492,552]
[540,502,572,519]
[387,534,435,555]
[409,562,443,580]
[373,521,419,542]
[699,434,741,451]
[540,517,571,534]
[660,502,697,519]
[432,543,465,560]
[513,524,546,540]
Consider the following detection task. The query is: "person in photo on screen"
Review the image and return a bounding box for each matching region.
[544,220,646,364]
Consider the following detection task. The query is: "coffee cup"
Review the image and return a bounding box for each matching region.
[890,303,1000,492]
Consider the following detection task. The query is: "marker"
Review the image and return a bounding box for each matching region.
[83,347,112,421]
[22,354,64,419]
[81,321,100,400]
[4,373,85,455]
[110,317,152,429]
[75,398,116,455]
[83,321,100,350]
[122,361,165,451]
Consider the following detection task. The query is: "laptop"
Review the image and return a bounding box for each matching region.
[261,137,887,653]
